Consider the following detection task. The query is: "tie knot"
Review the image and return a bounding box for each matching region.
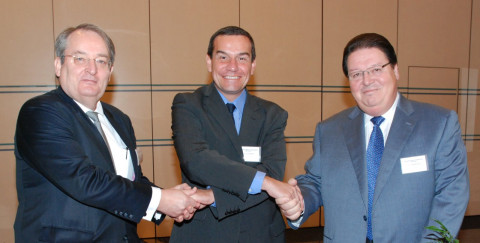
[371,116,385,126]
[86,111,100,122]
[226,103,236,114]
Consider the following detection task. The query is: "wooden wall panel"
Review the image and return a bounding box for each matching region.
[0,152,16,243]
[0,93,39,143]
[0,0,54,86]
[153,146,183,237]
[241,0,323,85]
[249,91,322,136]
[398,0,471,88]
[150,0,239,85]
[53,0,151,85]
[323,0,398,87]
[102,91,153,141]
[464,0,480,215]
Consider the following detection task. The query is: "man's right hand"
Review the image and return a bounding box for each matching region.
[157,183,198,222]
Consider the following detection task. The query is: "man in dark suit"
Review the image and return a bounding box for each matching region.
[169,26,302,243]
[285,33,470,242]
[14,23,199,242]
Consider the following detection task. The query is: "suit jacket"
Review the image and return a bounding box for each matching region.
[170,83,288,243]
[14,87,160,242]
[290,95,470,243]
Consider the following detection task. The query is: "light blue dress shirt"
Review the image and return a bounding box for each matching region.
[217,89,265,195]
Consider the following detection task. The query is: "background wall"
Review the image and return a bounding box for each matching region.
[0,0,478,241]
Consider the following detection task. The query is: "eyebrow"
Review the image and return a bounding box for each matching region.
[70,50,109,58]
[349,63,384,72]
[215,50,251,57]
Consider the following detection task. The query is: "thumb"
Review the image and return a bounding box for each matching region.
[287,178,297,186]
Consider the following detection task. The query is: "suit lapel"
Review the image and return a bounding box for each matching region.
[238,94,263,144]
[373,96,416,204]
[103,105,139,178]
[344,107,369,210]
[202,84,243,156]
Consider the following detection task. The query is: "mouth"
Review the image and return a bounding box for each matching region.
[224,75,241,80]
[81,78,98,84]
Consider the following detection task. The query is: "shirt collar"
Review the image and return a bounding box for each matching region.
[74,100,104,115]
[216,88,247,114]
[364,92,399,122]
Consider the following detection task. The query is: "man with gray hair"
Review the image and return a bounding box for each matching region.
[14,23,199,242]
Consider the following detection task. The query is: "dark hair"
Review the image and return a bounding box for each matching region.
[55,23,115,66]
[207,26,256,61]
[342,33,397,77]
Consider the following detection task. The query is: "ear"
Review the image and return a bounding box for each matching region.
[206,54,212,72]
[108,65,114,82]
[54,57,62,77]
[250,59,257,75]
[393,63,400,80]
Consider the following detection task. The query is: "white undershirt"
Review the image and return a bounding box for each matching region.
[75,100,161,221]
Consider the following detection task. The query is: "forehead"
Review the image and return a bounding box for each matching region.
[65,30,108,54]
[213,35,252,55]
[347,47,388,68]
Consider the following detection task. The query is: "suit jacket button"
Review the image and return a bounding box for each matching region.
[363,215,367,221]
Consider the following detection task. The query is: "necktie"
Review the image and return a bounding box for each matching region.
[86,111,110,147]
[366,116,385,241]
[226,103,236,122]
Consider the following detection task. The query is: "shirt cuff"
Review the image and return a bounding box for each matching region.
[143,186,162,221]
[290,214,304,228]
[248,171,266,194]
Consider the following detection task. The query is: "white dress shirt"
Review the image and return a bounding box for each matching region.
[76,100,161,221]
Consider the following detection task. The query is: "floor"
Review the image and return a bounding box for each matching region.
[143,215,480,243]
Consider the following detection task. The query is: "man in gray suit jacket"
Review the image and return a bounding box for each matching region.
[170,26,302,243]
[285,33,470,242]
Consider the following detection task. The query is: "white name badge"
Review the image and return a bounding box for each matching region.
[400,155,428,174]
[242,146,261,162]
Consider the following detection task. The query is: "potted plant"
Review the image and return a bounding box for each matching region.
[425,219,459,243]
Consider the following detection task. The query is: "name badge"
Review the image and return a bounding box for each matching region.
[242,146,261,162]
[400,155,428,174]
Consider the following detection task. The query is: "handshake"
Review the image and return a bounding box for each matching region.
[157,177,304,223]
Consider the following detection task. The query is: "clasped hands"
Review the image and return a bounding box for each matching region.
[156,183,215,223]
[158,177,304,223]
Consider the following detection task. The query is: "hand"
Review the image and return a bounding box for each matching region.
[190,188,215,210]
[157,184,198,222]
[262,177,304,220]
[276,178,304,220]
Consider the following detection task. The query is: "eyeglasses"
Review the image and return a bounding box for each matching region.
[63,55,111,69]
[348,62,391,81]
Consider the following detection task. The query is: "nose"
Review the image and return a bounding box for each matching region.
[227,58,238,71]
[361,71,374,85]
[85,59,97,74]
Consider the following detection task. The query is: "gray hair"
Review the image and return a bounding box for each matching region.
[54,23,115,66]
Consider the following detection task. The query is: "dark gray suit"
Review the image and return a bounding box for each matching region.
[290,95,470,242]
[14,87,160,242]
[170,83,288,243]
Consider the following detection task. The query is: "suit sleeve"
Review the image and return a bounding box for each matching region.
[422,110,469,239]
[288,122,324,229]
[15,99,153,223]
[172,93,287,219]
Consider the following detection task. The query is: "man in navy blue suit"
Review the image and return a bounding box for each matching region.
[14,23,199,242]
